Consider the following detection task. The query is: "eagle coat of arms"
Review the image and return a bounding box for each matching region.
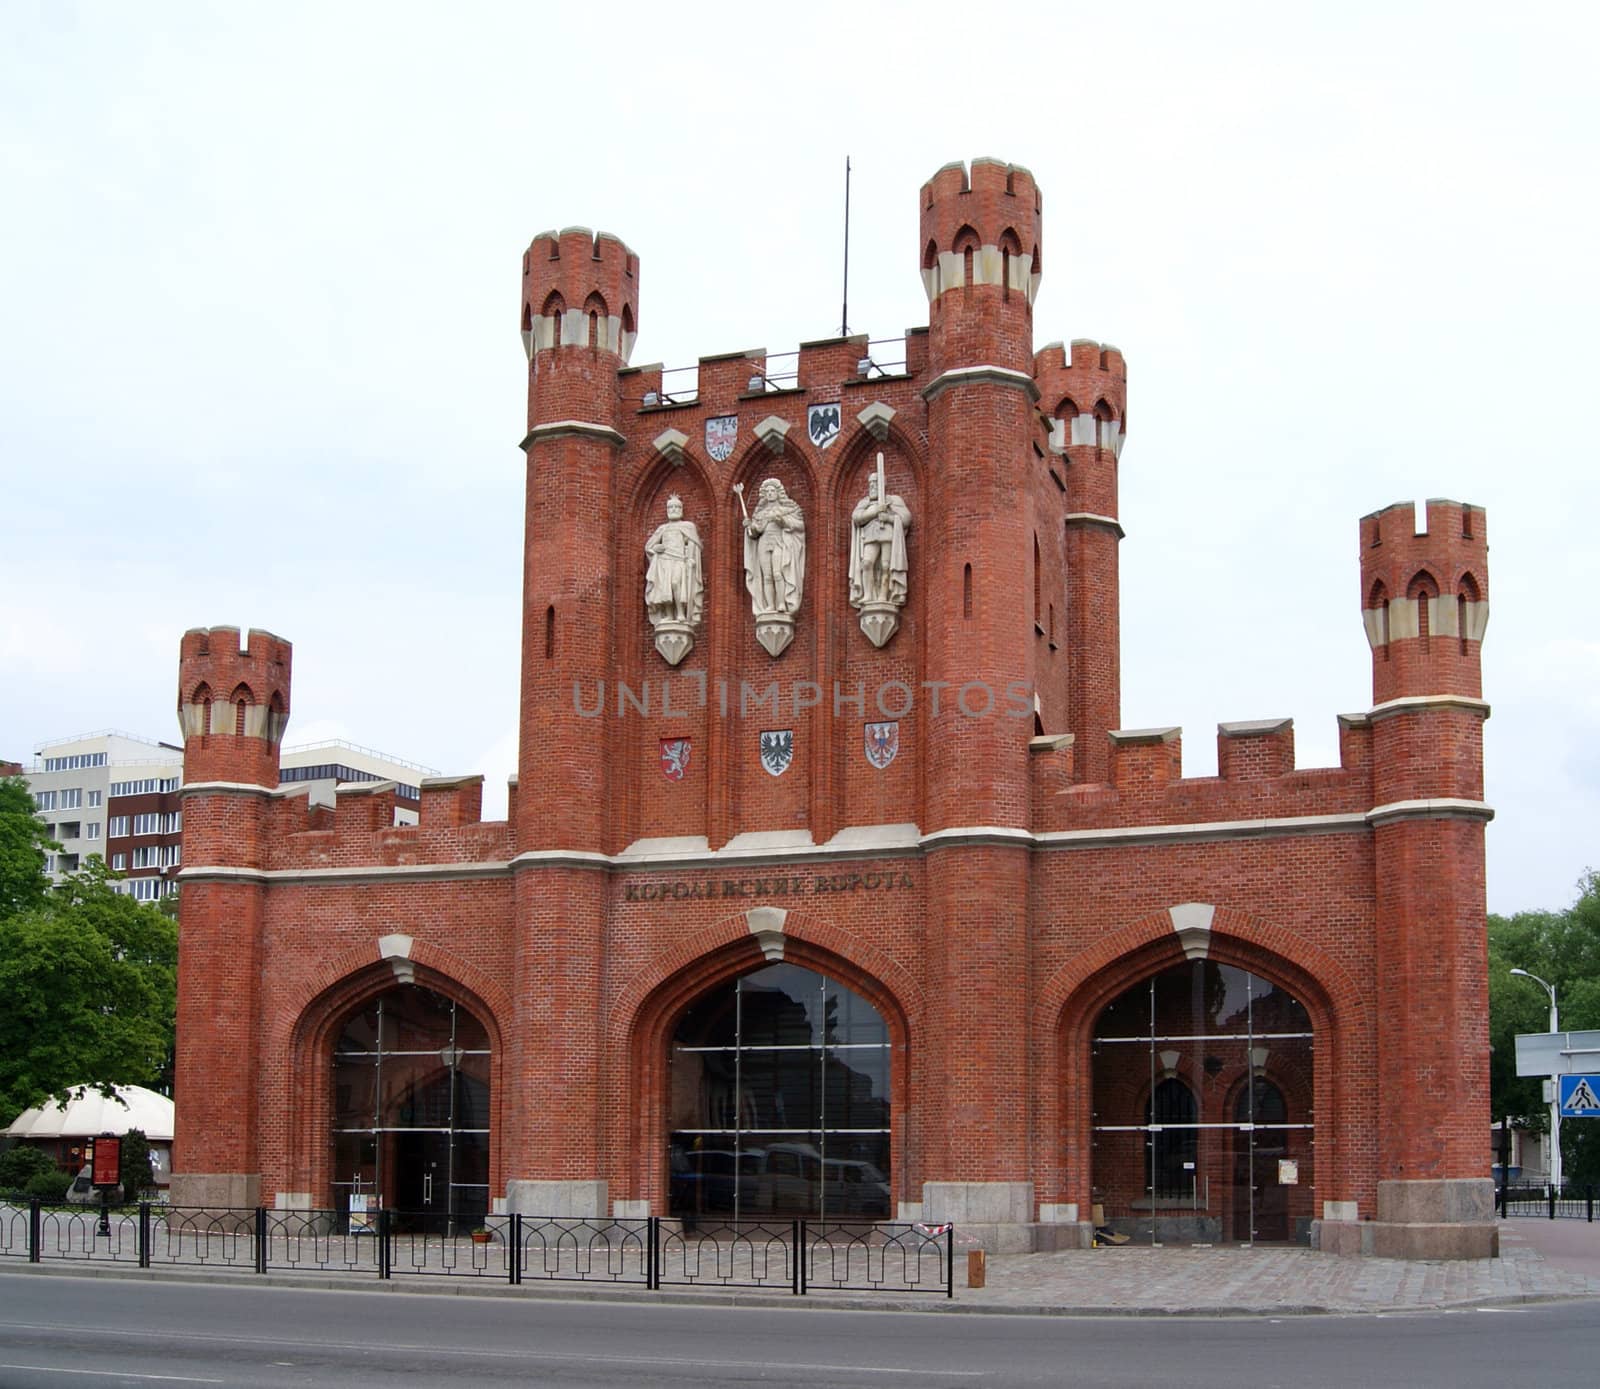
[864,720,899,769]
[759,729,794,777]
[807,402,841,449]
[705,415,737,462]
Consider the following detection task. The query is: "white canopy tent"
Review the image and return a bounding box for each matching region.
[5,1085,174,1142]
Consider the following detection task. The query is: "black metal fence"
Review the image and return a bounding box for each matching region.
[1497,1184,1597,1221]
[0,1199,953,1296]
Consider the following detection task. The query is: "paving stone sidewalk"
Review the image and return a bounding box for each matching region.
[950,1220,1600,1315]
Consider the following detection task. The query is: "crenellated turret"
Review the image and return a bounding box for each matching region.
[1035,339,1128,783]
[177,626,291,789]
[1359,499,1489,709]
[919,158,1040,375]
[520,227,639,361]
[915,157,1040,1219]
[170,624,291,1213]
[1358,498,1495,1232]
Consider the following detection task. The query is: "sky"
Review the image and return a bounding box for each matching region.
[2,2,1595,915]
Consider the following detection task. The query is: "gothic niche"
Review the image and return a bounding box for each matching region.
[736,477,806,657]
[849,452,912,647]
[644,494,704,666]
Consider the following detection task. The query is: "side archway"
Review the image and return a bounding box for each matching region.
[283,960,505,1223]
[1032,905,1370,1231]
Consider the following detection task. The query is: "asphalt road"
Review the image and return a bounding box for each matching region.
[0,1272,1597,1388]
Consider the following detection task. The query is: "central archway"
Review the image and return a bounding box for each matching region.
[1090,959,1315,1245]
[668,963,891,1222]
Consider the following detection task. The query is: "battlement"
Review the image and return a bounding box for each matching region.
[1035,339,1127,452]
[521,226,639,360]
[919,158,1041,307]
[1034,716,1375,833]
[177,626,291,744]
[261,772,512,870]
[1359,500,1489,703]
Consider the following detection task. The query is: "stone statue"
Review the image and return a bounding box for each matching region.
[735,477,806,656]
[849,453,912,647]
[644,494,703,666]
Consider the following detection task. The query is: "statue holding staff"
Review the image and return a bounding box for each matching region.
[735,477,805,656]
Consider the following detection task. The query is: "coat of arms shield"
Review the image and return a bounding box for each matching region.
[660,738,691,781]
[759,729,794,777]
[807,402,841,449]
[864,720,899,769]
[705,415,737,462]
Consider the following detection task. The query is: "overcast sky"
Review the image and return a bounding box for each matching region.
[3,2,1595,915]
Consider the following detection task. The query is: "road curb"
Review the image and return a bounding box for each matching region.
[4,1261,1596,1318]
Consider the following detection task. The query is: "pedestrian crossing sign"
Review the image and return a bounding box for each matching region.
[1558,1074,1600,1117]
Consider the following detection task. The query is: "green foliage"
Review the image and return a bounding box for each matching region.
[0,1143,57,1192]
[119,1128,155,1197]
[22,1169,71,1203]
[0,858,177,1123]
[0,776,56,919]
[1489,870,1600,1187]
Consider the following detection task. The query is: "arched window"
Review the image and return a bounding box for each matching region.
[953,225,980,291]
[584,292,608,351]
[230,683,253,737]
[541,291,565,349]
[668,963,891,1222]
[330,984,491,1234]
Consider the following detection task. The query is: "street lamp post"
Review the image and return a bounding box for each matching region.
[1510,968,1562,1195]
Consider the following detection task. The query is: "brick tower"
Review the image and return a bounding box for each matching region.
[170,625,291,1209]
[507,228,639,1213]
[1356,499,1494,1257]
[1034,339,1126,783]
[917,160,1042,1234]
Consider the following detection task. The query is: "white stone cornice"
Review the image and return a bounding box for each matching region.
[509,849,613,870]
[1064,512,1125,539]
[1365,798,1494,828]
[1033,812,1369,850]
[177,809,1399,885]
[921,365,1041,403]
[176,866,270,883]
[1367,695,1492,722]
[178,781,274,798]
[918,825,1035,851]
[519,420,626,449]
[178,861,512,885]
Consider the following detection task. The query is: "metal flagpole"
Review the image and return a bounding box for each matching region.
[840,156,851,337]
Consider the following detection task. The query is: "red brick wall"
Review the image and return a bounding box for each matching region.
[171,159,1491,1232]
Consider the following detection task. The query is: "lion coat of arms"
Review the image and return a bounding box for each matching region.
[660,738,692,781]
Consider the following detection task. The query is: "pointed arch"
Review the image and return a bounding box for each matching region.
[1031,905,1365,1217]
[608,908,924,1214]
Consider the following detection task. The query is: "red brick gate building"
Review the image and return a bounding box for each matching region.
[172,158,1496,1257]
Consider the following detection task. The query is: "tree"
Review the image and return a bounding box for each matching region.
[1489,870,1600,1188]
[0,858,177,1123]
[0,775,56,919]
[119,1128,156,1199]
[0,1143,56,1193]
